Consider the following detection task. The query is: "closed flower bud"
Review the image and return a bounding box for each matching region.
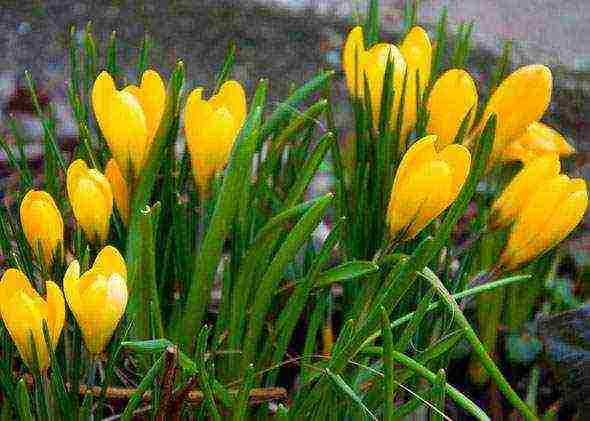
[500,175,587,270]
[399,26,432,140]
[426,69,478,149]
[67,159,113,244]
[20,190,64,267]
[92,70,165,182]
[0,269,64,371]
[64,246,128,356]
[343,26,407,129]
[491,154,561,229]
[184,80,247,196]
[473,64,552,166]
[105,159,129,226]
[387,135,471,241]
[502,121,575,163]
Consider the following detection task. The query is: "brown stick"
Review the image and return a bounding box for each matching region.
[21,372,287,406]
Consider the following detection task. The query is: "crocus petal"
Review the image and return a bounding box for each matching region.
[427,69,478,149]
[63,260,81,320]
[105,159,129,226]
[124,70,166,143]
[2,292,49,370]
[93,245,127,281]
[438,144,472,199]
[491,154,561,228]
[400,26,432,139]
[92,71,117,141]
[477,64,553,166]
[209,80,247,133]
[0,269,39,317]
[343,26,366,97]
[503,121,575,163]
[45,281,65,348]
[392,135,438,195]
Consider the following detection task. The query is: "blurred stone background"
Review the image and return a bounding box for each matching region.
[0,0,588,247]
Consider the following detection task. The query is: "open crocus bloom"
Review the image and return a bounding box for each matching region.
[64,245,128,356]
[501,121,575,163]
[0,269,64,371]
[426,69,478,150]
[387,135,471,241]
[471,64,553,167]
[92,69,165,181]
[19,190,64,267]
[500,175,587,270]
[342,26,407,130]
[184,80,247,196]
[67,159,113,244]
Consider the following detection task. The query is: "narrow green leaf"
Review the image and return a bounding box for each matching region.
[433,369,447,421]
[120,352,165,421]
[380,308,395,421]
[126,61,184,292]
[196,327,221,421]
[364,0,380,48]
[326,369,378,421]
[283,132,334,205]
[177,105,263,349]
[315,261,379,289]
[420,267,537,420]
[214,41,237,92]
[240,193,333,373]
[396,288,435,353]
[15,379,33,421]
[233,363,255,421]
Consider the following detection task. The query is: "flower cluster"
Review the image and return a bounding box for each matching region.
[344,25,587,264]
[1,67,247,371]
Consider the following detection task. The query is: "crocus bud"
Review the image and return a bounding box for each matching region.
[399,26,432,140]
[184,80,247,196]
[67,159,113,244]
[502,121,575,163]
[0,269,64,371]
[342,26,407,129]
[64,245,128,356]
[387,135,471,241]
[500,175,587,270]
[105,159,129,226]
[426,69,478,150]
[491,154,561,229]
[92,70,165,182]
[20,190,64,267]
[473,65,552,166]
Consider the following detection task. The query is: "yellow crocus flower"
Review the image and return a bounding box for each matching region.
[92,69,165,181]
[387,135,471,241]
[67,159,113,244]
[472,64,552,166]
[500,175,587,270]
[64,245,128,356]
[399,26,432,140]
[19,190,64,267]
[0,269,64,371]
[184,80,247,196]
[502,121,575,163]
[105,159,130,226]
[426,69,478,150]
[342,26,407,129]
[491,154,561,229]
